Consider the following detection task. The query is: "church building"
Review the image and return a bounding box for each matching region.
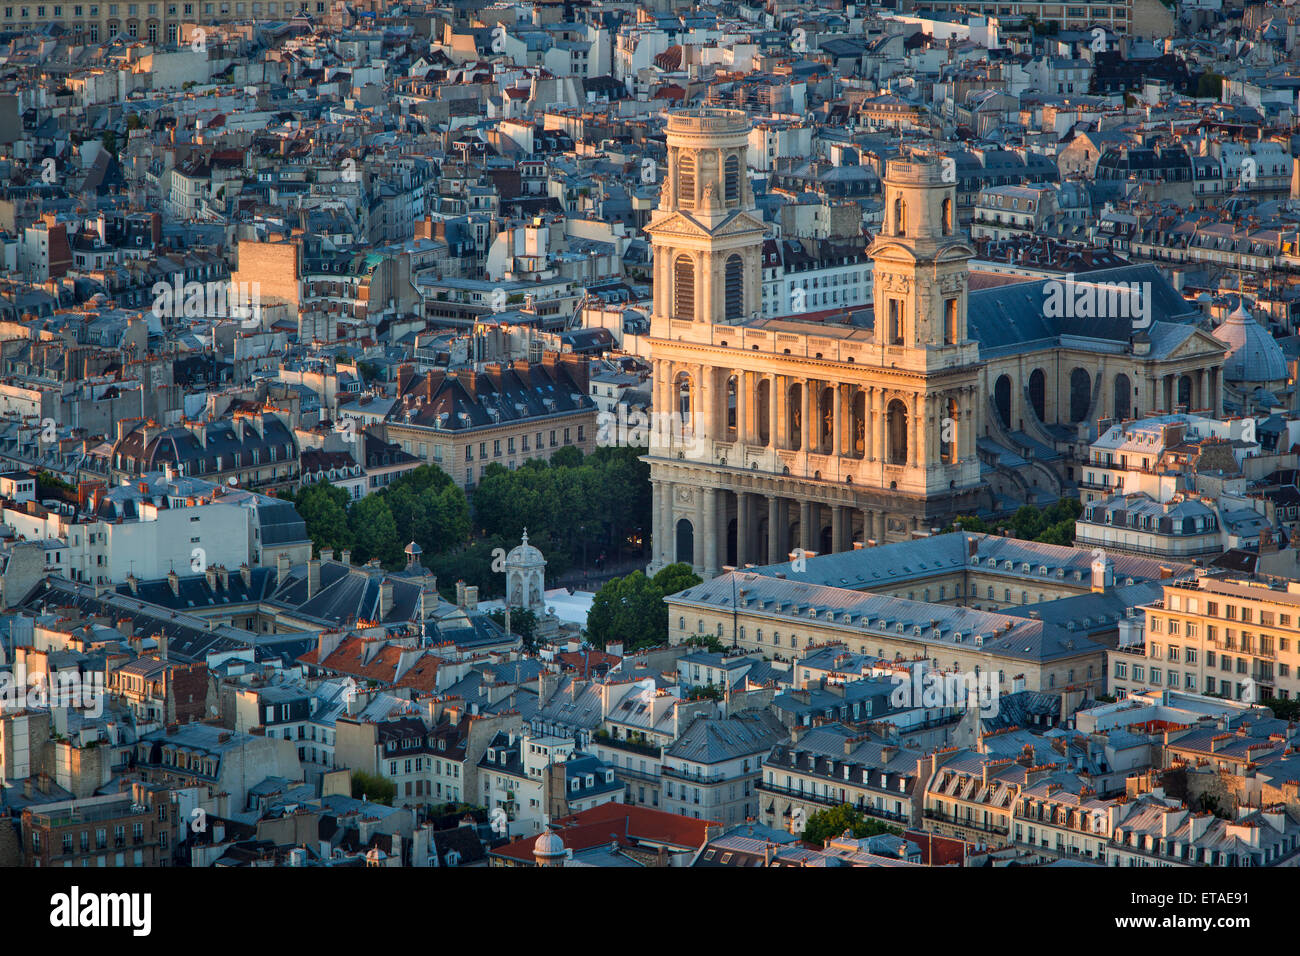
[644,108,1226,577]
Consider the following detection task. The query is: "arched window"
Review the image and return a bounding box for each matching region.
[676,518,694,566]
[994,375,1012,428]
[1070,368,1092,423]
[724,155,740,202]
[724,255,743,321]
[887,399,908,465]
[888,299,904,345]
[942,397,959,464]
[673,255,695,321]
[1177,375,1193,410]
[1113,373,1132,420]
[678,154,696,209]
[676,372,692,427]
[894,196,907,236]
[726,376,738,439]
[944,297,958,344]
[1029,368,1046,421]
[941,198,953,236]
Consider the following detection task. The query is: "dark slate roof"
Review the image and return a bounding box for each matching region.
[965,265,1204,359]
[17,577,252,662]
[665,713,785,763]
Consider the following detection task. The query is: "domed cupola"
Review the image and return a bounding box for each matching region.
[1212,302,1288,386]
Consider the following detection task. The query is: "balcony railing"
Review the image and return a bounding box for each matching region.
[756,781,911,824]
[661,765,731,785]
[923,808,1010,836]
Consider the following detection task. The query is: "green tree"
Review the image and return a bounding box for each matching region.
[947,514,990,534]
[550,445,584,469]
[1035,519,1076,547]
[802,804,901,845]
[652,562,702,596]
[426,536,510,600]
[586,570,668,650]
[351,771,396,805]
[1263,696,1300,721]
[294,482,354,556]
[384,465,470,556]
[348,494,403,568]
[488,607,539,646]
[1011,505,1045,540]
[1196,72,1224,99]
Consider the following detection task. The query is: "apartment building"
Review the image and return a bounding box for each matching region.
[1140,575,1300,701]
[660,714,783,825]
[758,724,927,833]
[20,782,178,867]
[0,2,334,47]
[971,184,1059,241]
[384,354,597,490]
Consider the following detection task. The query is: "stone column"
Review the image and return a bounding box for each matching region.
[832,505,846,553]
[861,509,873,545]
[875,390,888,463]
[736,492,750,566]
[777,498,790,557]
[874,511,887,543]
[767,495,779,564]
[660,481,674,566]
[964,387,976,462]
[737,370,749,443]
[693,485,705,572]
[703,487,719,578]
[695,363,709,442]
[908,392,920,468]
[1197,368,1206,411]
[800,499,814,553]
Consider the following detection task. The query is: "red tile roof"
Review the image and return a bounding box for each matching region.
[492,803,717,863]
[297,635,440,688]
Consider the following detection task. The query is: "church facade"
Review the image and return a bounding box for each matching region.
[644,108,1226,578]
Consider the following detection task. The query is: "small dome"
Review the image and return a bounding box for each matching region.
[404,540,422,555]
[533,828,566,860]
[506,529,546,567]
[1212,304,1288,384]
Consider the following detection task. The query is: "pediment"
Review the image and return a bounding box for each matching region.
[645,209,766,240]
[1164,325,1229,360]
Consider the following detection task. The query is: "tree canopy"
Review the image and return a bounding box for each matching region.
[801,804,901,846]
[471,445,651,576]
[291,464,470,570]
[585,563,701,651]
